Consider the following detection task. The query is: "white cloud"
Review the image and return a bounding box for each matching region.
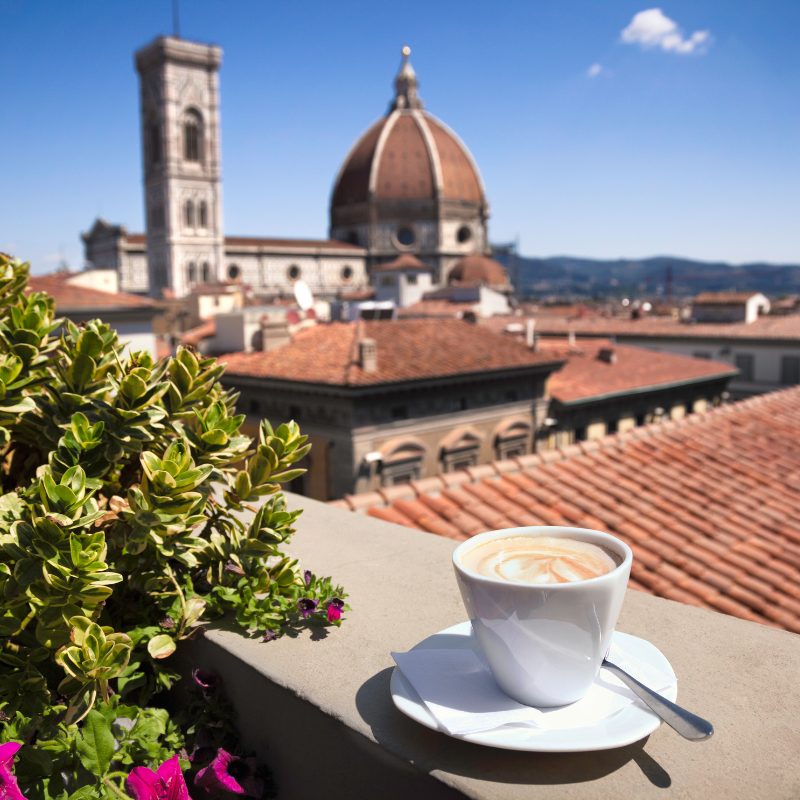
[587,63,603,78]
[621,8,710,55]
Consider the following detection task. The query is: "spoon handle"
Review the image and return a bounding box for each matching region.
[602,658,714,741]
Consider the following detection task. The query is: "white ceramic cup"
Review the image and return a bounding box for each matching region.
[452,526,632,707]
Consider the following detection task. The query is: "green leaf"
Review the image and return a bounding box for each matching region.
[70,353,96,390]
[76,709,116,776]
[68,786,100,800]
[147,634,176,660]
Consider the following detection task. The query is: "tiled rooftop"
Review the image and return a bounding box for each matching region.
[397,299,480,318]
[482,312,800,341]
[371,254,430,272]
[334,387,800,633]
[121,232,365,252]
[27,273,155,311]
[692,291,763,304]
[220,318,562,387]
[541,339,737,403]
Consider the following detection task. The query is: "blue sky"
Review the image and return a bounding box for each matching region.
[2,1,799,272]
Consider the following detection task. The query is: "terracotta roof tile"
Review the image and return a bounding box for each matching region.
[221,318,561,388]
[692,291,763,305]
[341,387,800,634]
[543,340,736,404]
[483,312,800,342]
[224,235,365,253]
[367,506,419,529]
[27,273,155,311]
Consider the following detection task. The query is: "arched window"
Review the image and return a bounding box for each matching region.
[183,109,203,162]
[198,200,208,228]
[493,419,532,461]
[378,438,427,486]
[184,200,195,228]
[201,262,211,283]
[228,264,241,280]
[287,264,301,280]
[439,427,483,472]
[187,262,197,286]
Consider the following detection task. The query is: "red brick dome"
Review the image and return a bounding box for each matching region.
[331,49,486,210]
[332,111,486,207]
[447,254,509,289]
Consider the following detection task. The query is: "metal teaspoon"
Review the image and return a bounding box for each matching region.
[602,657,714,741]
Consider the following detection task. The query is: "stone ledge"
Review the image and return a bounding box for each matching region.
[187,493,800,800]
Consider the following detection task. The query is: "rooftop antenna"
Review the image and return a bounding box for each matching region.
[172,0,181,38]
[293,279,314,311]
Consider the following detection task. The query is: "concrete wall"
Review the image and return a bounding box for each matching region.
[182,494,800,800]
[375,271,434,306]
[68,269,119,294]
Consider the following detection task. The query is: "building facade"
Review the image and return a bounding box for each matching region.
[218,319,562,500]
[330,47,490,282]
[135,37,226,298]
[82,41,493,303]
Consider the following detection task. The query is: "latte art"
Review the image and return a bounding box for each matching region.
[462,536,617,584]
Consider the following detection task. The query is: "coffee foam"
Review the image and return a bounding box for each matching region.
[461,535,617,585]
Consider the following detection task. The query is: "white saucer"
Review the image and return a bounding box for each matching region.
[390,622,677,752]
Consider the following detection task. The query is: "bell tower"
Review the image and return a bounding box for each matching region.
[135,36,225,297]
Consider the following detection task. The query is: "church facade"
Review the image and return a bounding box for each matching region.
[82,37,497,299]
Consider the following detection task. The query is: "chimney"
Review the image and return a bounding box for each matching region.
[526,319,538,351]
[568,330,576,347]
[259,318,291,352]
[359,338,377,372]
[597,346,616,364]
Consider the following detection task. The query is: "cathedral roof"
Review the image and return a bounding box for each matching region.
[331,48,487,210]
[447,254,510,289]
[371,254,431,273]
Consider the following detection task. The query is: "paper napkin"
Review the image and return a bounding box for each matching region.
[391,633,675,736]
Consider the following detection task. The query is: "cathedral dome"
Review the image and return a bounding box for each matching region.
[331,109,486,207]
[447,254,510,289]
[330,47,489,259]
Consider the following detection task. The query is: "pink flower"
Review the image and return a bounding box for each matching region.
[327,598,344,623]
[194,748,262,797]
[126,755,191,800]
[0,742,27,800]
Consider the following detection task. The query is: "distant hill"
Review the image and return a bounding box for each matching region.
[490,252,800,299]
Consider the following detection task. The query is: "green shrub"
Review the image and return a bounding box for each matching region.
[0,255,345,798]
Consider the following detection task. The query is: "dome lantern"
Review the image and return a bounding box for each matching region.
[392,45,422,111]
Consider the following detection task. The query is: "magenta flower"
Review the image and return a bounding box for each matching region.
[126,754,190,800]
[0,742,26,800]
[194,749,262,797]
[192,668,221,694]
[297,598,317,619]
[261,629,277,643]
[303,570,312,587]
[327,598,344,623]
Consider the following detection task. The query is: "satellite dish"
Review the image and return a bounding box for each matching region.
[293,279,314,311]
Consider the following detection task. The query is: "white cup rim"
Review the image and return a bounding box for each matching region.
[453,525,632,589]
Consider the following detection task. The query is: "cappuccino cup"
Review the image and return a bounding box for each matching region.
[453,526,632,707]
